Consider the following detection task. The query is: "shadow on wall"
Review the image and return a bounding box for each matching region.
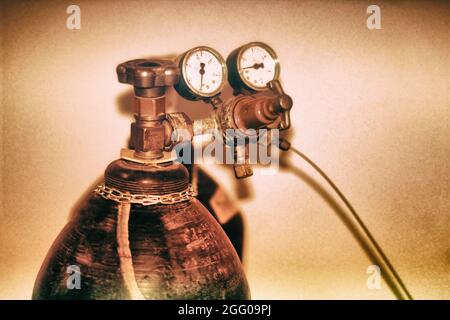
[279,151,408,299]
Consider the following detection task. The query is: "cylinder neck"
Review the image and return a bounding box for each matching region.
[105,159,189,195]
[130,95,167,160]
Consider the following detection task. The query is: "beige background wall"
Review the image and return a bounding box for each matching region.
[0,0,448,299]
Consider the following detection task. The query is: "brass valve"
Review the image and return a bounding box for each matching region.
[115,58,292,177]
[233,80,292,133]
[116,59,182,161]
[267,80,292,130]
[214,79,293,179]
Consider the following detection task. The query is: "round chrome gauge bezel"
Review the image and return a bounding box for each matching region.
[179,46,228,99]
[233,42,280,92]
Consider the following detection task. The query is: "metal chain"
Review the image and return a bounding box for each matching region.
[94,184,197,206]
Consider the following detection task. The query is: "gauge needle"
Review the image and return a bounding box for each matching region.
[241,62,264,70]
[199,62,205,89]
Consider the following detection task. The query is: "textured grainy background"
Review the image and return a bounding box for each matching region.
[0,0,448,299]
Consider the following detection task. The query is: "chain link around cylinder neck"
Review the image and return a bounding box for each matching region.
[94,184,197,206]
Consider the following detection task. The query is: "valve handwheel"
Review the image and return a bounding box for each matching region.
[116,59,180,97]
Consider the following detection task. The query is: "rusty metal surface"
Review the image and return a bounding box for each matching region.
[32,160,250,300]
[33,195,249,299]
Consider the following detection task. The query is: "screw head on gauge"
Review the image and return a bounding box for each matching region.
[227,42,280,92]
[175,46,227,101]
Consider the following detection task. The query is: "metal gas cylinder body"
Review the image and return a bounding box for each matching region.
[32,159,250,299]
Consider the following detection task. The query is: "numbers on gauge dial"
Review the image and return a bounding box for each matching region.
[184,49,224,95]
[239,46,277,89]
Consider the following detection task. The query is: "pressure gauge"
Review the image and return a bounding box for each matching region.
[227,42,280,92]
[175,46,227,101]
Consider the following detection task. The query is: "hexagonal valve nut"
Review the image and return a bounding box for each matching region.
[134,96,166,120]
[131,123,165,154]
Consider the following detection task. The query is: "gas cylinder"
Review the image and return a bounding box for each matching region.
[32,59,250,300]
[187,164,245,261]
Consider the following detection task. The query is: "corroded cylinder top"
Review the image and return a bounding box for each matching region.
[105,159,189,195]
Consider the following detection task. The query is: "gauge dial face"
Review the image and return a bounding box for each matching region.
[181,47,226,98]
[237,43,279,91]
